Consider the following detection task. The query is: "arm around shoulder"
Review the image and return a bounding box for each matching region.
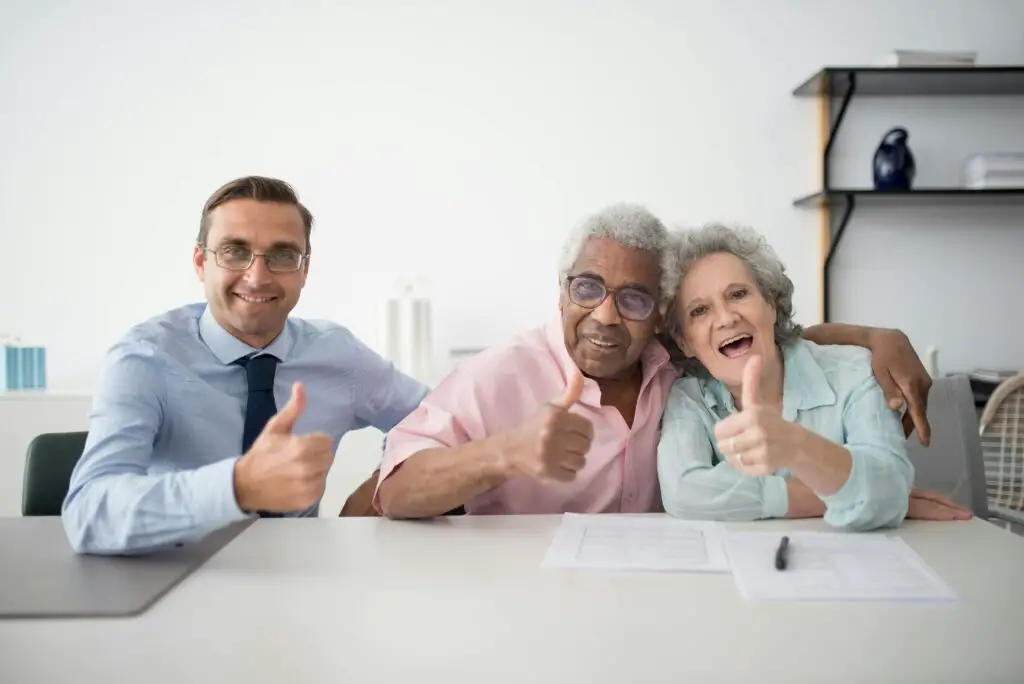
[801,323,873,348]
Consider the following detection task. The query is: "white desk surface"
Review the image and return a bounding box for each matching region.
[2,515,1023,683]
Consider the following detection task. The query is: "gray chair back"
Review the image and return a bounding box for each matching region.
[904,375,991,517]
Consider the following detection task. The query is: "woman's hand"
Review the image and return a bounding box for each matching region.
[714,356,804,476]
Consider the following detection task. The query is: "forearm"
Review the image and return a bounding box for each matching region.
[818,448,913,530]
[802,323,873,348]
[660,463,790,522]
[786,426,854,496]
[62,457,246,555]
[376,436,511,519]
[340,470,381,517]
[784,479,827,518]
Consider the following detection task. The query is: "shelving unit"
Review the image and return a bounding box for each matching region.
[791,66,1024,322]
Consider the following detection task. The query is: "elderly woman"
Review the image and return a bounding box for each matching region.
[657,223,915,531]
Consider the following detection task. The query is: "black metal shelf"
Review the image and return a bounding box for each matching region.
[794,187,1024,207]
[794,66,1024,97]
[791,65,1024,322]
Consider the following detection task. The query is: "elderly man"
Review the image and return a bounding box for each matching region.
[63,176,428,554]
[375,204,968,521]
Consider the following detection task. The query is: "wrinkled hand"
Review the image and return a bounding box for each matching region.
[714,355,801,476]
[500,367,594,482]
[867,328,932,445]
[233,382,336,513]
[906,487,973,521]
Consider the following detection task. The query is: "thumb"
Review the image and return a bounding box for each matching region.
[263,382,306,434]
[550,366,584,409]
[740,355,764,409]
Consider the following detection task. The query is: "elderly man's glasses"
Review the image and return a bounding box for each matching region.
[565,275,656,321]
[202,244,307,273]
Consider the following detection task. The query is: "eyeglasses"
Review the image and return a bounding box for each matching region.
[201,244,307,273]
[565,275,656,321]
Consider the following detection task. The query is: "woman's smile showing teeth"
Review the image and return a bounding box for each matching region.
[718,333,753,359]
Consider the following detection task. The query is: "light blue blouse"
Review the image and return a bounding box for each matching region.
[657,339,913,531]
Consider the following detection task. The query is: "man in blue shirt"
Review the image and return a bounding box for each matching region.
[62,176,429,555]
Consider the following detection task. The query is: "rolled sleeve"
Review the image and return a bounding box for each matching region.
[373,362,494,509]
[819,372,914,531]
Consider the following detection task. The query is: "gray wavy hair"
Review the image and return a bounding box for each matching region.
[558,203,677,310]
[663,223,803,365]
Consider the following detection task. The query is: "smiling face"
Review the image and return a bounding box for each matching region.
[193,198,309,348]
[559,237,662,380]
[673,252,777,388]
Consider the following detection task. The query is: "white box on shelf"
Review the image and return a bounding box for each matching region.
[963,152,1024,188]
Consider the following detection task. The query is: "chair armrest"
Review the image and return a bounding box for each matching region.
[988,508,1024,533]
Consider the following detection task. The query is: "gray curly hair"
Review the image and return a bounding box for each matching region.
[558,203,677,310]
[662,223,803,367]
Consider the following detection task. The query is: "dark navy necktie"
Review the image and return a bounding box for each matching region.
[237,353,282,518]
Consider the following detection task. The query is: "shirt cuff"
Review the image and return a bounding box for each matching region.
[761,475,789,519]
[373,436,448,512]
[193,456,250,525]
[817,452,862,511]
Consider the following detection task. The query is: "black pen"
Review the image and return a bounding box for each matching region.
[774,535,790,571]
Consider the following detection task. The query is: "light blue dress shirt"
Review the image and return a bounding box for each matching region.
[62,303,429,554]
[657,339,913,531]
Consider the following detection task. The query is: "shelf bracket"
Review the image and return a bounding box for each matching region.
[822,195,855,323]
[822,73,857,190]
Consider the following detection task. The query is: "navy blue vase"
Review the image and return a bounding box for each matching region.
[873,127,916,190]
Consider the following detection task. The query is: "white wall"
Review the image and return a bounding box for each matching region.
[1,1,1022,379]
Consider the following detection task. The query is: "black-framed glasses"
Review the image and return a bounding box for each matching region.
[201,244,307,273]
[565,275,656,321]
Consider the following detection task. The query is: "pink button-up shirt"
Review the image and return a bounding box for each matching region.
[376,319,679,514]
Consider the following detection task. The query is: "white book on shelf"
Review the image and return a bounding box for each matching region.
[874,50,977,67]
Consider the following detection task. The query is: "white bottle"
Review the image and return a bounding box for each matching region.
[379,278,434,384]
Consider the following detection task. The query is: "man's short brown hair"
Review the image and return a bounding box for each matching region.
[197,176,314,253]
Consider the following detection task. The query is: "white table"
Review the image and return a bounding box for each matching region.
[2,515,1023,683]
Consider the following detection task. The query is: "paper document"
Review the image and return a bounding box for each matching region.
[542,514,730,572]
[723,531,958,602]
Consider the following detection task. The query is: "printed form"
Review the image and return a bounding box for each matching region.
[542,514,731,572]
[722,531,959,602]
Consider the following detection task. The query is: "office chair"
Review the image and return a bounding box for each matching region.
[22,431,88,516]
[905,375,1024,533]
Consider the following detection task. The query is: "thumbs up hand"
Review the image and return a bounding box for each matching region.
[233,382,336,513]
[713,356,798,477]
[499,366,595,483]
